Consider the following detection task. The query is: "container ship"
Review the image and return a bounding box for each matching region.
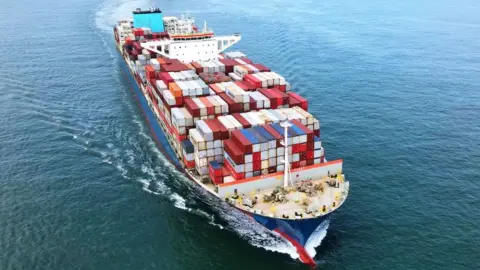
[113,7,349,266]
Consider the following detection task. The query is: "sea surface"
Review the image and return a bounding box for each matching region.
[1,0,479,269]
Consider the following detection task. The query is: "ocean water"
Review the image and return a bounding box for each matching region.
[1,0,479,269]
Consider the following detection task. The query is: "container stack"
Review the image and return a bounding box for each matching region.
[120,39,326,183]
[191,119,229,175]
[182,139,195,169]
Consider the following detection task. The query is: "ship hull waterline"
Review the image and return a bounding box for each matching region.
[117,49,326,266]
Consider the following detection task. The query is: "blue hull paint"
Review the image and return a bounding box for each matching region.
[118,51,326,259]
[118,55,181,169]
[252,212,330,246]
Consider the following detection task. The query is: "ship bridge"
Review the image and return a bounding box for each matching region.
[140,34,241,62]
[140,14,241,62]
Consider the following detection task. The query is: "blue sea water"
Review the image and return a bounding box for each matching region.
[1,0,479,269]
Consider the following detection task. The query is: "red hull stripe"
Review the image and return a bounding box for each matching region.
[273,229,316,267]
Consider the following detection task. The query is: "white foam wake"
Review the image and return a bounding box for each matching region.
[304,219,330,258]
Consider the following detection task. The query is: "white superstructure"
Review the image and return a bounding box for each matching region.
[115,13,241,63]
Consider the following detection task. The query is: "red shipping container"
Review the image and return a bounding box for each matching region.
[222,167,231,177]
[191,62,203,74]
[200,97,215,115]
[307,142,314,150]
[175,96,183,106]
[270,87,288,106]
[183,157,195,169]
[231,130,252,153]
[299,160,307,167]
[314,130,320,137]
[291,161,300,169]
[145,65,155,79]
[307,159,314,166]
[249,97,258,111]
[209,84,224,94]
[184,98,200,117]
[288,96,302,108]
[268,166,276,174]
[244,74,262,89]
[233,172,245,180]
[258,88,278,108]
[299,152,307,161]
[212,176,223,185]
[298,143,307,152]
[306,150,314,160]
[233,113,251,128]
[209,163,223,177]
[277,85,287,92]
[243,81,257,91]
[292,144,299,153]
[234,81,249,91]
[238,57,253,64]
[253,152,261,162]
[224,139,244,164]
[253,162,261,171]
[205,119,229,140]
[159,72,174,85]
[218,58,237,73]
[288,92,308,110]
[219,93,242,113]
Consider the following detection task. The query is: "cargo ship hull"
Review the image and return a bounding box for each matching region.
[117,48,329,265]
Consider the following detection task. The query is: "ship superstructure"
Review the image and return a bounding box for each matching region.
[113,7,349,266]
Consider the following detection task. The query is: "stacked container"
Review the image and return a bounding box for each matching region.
[192,119,229,176]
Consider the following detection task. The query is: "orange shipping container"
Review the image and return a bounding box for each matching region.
[168,82,182,98]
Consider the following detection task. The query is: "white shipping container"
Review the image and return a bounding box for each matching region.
[268,157,276,167]
[261,72,274,86]
[212,95,229,114]
[196,120,213,141]
[156,80,167,91]
[206,141,214,149]
[228,72,242,81]
[171,108,186,127]
[206,96,221,115]
[246,64,259,73]
[218,116,235,133]
[235,58,247,65]
[162,90,176,106]
[245,154,253,163]
[189,129,206,151]
[253,73,268,88]
[180,108,193,126]
[261,151,269,161]
[234,65,248,78]
[193,98,207,116]
[225,115,242,129]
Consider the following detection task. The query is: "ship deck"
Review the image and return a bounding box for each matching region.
[225,175,349,219]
